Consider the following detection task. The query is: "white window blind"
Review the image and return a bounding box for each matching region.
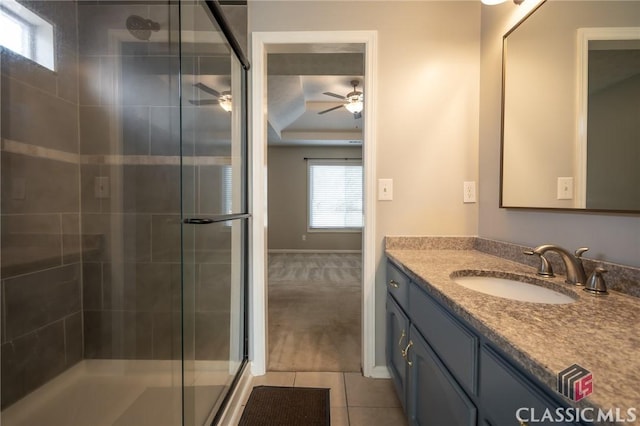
[308,160,363,230]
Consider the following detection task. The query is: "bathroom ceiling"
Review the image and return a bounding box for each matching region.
[266,51,365,146]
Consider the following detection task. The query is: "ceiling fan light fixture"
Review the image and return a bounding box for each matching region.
[345,100,363,114]
[219,93,232,112]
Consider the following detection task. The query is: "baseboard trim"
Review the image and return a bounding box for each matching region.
[366,365,391,379]
[214,365,253,426]
[268,249,362,254]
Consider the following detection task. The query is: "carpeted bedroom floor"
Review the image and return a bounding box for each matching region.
[267,253,362,372]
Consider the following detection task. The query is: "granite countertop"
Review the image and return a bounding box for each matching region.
[386,248,640,420]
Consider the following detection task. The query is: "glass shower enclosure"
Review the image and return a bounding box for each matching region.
[0,1,249,425]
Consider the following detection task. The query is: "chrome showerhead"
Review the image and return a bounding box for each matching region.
[126,15,160,41]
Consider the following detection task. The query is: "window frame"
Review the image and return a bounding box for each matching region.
[307,159,364,233]
[0,0,55,71]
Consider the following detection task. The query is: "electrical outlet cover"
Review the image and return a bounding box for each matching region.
[463,181,476,203]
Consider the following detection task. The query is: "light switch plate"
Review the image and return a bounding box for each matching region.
[557,177,574,200]
[378,178,393,201]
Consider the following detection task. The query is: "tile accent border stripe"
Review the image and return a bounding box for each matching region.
[2,138,80,164]
[1,139,232,166]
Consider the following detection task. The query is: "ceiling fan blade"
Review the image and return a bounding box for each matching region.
[193,82,221,98]
[189,99,219,106]
[323,92,346,100]
[318,104,344,115]
[353,111,362,119]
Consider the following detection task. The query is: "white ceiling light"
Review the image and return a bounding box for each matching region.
[219,93,232,112]
[344,94,363,114]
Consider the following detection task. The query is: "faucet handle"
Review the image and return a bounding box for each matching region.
[575,247,589,258]
[524,250,554,277]
[584,266,608,295]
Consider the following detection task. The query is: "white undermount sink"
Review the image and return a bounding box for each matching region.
[452,274,576,304]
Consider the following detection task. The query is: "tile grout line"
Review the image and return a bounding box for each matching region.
[343,372,352,426]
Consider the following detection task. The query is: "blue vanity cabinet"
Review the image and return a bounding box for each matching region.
[406,325,477,426]
[386,259,581,426]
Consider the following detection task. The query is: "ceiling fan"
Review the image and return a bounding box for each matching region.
[189,82,232,112]
[319,79,364,119]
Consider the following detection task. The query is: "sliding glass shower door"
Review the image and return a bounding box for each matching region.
[179,2,249,424]
[0,1,247,425]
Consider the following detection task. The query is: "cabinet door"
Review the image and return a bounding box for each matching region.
[386,296,410,409]
[480,346,576,426]
[407,326,477,426]
[409,283,478,394]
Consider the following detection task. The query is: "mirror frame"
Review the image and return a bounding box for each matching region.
[499,0,640,214]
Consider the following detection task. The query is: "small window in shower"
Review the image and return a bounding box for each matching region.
[0,0,54,71]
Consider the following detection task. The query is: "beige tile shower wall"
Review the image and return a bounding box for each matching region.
[0,0,82,409]
[268,145,363,251]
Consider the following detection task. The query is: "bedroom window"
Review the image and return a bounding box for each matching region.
[308,159,363,231]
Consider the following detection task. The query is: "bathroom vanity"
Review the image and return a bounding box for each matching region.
[385,238,640,426]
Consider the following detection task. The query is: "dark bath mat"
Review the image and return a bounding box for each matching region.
[239,386,330,426]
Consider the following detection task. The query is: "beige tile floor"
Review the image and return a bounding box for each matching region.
[241,372,409,426]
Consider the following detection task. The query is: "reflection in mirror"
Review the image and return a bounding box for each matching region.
[501,1,640,212]
[582,35,640,210]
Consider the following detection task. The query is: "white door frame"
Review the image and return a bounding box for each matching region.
[249,30,378,377]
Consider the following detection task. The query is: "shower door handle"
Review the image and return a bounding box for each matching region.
[183,214,251,225]
[183,218,215,225]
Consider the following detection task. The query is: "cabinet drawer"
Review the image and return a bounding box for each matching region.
[387,261,410,310]
[409,283,478,394]
[480,346,575,426]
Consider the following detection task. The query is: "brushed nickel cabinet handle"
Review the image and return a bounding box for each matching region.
[389,279,399,288]
[403,340,414,366]
[398,329,406,348]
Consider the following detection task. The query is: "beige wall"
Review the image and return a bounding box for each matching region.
[250,0,481,365]
[479,1,640,268]
[268,146,363,251]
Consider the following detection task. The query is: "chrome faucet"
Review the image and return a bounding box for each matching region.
[525,245,589,286]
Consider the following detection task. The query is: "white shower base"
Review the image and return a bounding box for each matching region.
[1,360,233,426]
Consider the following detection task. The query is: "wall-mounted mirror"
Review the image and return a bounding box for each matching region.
[501,0,640,212]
